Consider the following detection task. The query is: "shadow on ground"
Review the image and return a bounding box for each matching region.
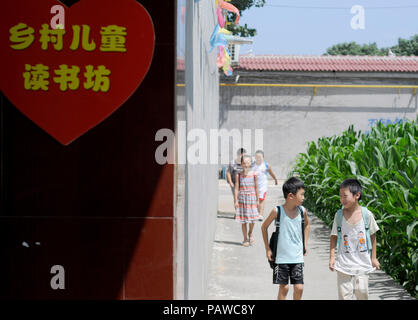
[369,271,415,300]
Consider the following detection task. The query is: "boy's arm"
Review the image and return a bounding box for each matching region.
[329,213,339,271]
[371,234,380,269]
[329,235,337,271]
[303,209,310,256]
[261,208,277,261]
[267,164,278,185]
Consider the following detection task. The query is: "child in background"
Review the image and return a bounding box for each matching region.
[252,150,278,217]
[329,178,380,300]
[234,155,263,246]
[226,148,246,197]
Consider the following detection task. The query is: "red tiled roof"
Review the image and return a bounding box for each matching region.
[237,55,418,72]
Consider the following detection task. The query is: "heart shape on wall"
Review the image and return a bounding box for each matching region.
[0,0,155,145]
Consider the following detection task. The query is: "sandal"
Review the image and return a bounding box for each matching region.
[249,235,255,245]
[242,240,250,247]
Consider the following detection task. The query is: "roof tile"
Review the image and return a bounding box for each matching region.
[237,55,418,72]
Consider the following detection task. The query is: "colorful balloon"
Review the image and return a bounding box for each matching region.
[217,46,225,67]
[219,0,240,24]
[216,6,225,28]
[210,0,241,76]
[218,27,232,35]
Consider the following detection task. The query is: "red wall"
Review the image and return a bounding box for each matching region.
[0,0,175,299]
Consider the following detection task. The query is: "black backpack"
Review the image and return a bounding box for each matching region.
[268,206,306,269]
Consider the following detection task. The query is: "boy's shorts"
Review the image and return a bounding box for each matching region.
[273,263,304,285]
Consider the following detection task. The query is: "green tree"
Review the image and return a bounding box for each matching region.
[225,0,265,37]
[325,34,418,56]
[325,42,386,56]
[391,34,418,56]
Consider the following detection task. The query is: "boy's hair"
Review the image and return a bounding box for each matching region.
[255,150,264,157]
[283,177,305,199]
[237,148,246,155]
[340,178,362,200]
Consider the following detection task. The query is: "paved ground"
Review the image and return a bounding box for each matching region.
[207,180,415,300]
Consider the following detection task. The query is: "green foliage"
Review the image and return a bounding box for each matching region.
[326,42,386,56]
[227,23,257,38]
[229,0,266,11]
[225,0,265,37]
[325,34,418,56]
[291,120,418,298]
[392,34,418,56]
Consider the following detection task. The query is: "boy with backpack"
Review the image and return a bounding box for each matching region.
[261,177,310,300]
[329,178,380,300]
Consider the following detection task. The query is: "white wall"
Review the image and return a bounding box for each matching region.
[220,71,418,178]
[178,0,219,300]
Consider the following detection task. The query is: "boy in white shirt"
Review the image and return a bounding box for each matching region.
[329,178,380,300]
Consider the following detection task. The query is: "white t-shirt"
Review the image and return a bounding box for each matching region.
[252,162,268,194]
[331,208,379,275]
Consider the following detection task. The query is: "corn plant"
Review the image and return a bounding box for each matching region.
[292,120,418,298]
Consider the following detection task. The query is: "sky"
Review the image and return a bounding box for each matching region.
[237,0,418,55]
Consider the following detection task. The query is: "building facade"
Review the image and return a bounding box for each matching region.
[220,55,418,178]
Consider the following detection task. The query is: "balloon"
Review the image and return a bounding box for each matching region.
[224,46,231,58]
[217,46,225,67]
[219,0,240,24]
[222,49,231,72]
[223,65,232,76]
[209,24,220,52]
[210,32,227,52]
[217,57,222,68]
[214,34,227,49]
[218,28,232,35]
[216,6,225,28]
[210,1,242,76]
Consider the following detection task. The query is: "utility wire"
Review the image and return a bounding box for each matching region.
[264,4,418,10]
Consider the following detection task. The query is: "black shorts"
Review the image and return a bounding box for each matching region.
[273,263,304,285]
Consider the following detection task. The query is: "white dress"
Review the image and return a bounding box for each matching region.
[252,161,268,198]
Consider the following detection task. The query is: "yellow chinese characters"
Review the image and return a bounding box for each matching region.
[9,23,127,52]
[23,64,49,90]
[53,65,80,90]
[99,25,127,52]
[11,22,123,93]
[70,25,96,51]
[9,23,35,50]
[23,64,111,92]
[39,24,66,51]
[84,65,111,92]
